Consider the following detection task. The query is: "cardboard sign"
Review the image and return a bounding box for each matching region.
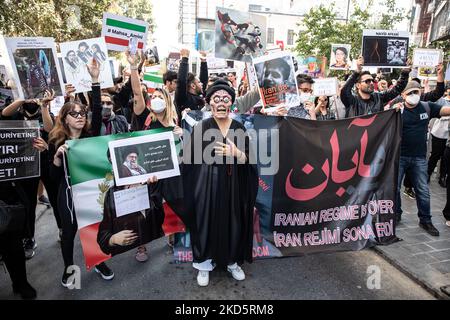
[101,13,149,52]
[412,48,442,67]
[59,37,114,93]
[0,36,65,100]
[362,29,409,68]
[313,78,339,96]
[113,185,150,217]
[0,120,40,182]
[109,132,180,186]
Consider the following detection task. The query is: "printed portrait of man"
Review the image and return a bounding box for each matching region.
[119,146,147,178]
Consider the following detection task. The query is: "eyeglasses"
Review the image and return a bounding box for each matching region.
[299,87,312,93]
[102,101,113,106]
[360,79,374,84]
[67,110,87,118]
[212,96,231,104]
[406,90,420,96]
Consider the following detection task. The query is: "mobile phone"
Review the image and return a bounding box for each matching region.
[308,95,316,103]
[129,37,138,55]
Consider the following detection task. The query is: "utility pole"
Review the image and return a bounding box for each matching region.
[346,0,351,24]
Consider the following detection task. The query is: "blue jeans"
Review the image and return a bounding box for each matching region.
[396,156,432,223]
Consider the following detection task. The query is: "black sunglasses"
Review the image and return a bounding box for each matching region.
[360,79,374,84]
[68,110,87,118]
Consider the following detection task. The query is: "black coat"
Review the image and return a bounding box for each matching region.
[97,183,165,256]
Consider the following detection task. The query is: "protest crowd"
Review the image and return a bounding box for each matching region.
[0,8,450,301]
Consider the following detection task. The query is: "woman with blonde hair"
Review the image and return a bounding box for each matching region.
[127,49,182,261]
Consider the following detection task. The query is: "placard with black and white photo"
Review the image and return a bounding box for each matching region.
[362,30,409,68]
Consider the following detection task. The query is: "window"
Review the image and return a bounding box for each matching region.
[287,29,294,45]
[268,28,274,44]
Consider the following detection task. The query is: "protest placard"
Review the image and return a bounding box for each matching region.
[60,37,114,93]
[215,7,267,62]
[362,29,409,68]
[313,78,339,97]
[101,13,149,52]
[109,131,180,186]
[113,185,150,217]
[330,44,351,70]
[0,120,40,182]
[0,36,65,100]
[253,51,300,108]
[412,48,442,67]
[296,56,327,78]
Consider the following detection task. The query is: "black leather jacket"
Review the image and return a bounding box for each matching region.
[341,69,410,117]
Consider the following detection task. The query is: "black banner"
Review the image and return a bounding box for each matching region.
[272,110,401,254]
[172,110,401,261]
[0,120,40,182]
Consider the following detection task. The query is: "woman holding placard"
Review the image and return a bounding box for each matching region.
[48,58,115,288]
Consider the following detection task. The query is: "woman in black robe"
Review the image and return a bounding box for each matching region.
[182,79,259,286]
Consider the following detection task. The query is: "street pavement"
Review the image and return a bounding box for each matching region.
[0,196,436,300]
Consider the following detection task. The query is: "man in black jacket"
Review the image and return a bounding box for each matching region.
[175,49,208,118]
[341,56,410,117]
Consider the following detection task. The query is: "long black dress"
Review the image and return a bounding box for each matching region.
[182,117,259,268]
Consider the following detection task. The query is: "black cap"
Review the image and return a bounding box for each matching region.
[205,79,236,104]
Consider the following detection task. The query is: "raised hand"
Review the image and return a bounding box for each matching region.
[86,58,100,83]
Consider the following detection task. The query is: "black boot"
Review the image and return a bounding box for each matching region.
[13,281,37,300]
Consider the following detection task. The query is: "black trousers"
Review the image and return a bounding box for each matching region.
[57,178,78,268]
[442,147,450,221]
[427,135,447,179]
[20,171,62,240]
[0,232,28,287]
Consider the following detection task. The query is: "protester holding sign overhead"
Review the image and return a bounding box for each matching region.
[48,58,114,288]
[175,49,208,118]
[341,55,410,117]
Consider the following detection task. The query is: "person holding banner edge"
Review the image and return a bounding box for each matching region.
[391,81,450,235]
[48,58,114,287]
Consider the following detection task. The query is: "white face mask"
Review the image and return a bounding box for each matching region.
[405,94,420,106]
[151,97,166,114]
[299,92,311,104]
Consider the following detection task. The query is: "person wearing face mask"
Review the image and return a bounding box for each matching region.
[391,81,450,236]
[126,49,180,261]
[0,90,59,259]
[341,56,410,117]
[180,79,258,287]
[272,74,317,119]
[92,93,129,135]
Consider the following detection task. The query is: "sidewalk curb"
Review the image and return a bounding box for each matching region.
[372,247,450,300]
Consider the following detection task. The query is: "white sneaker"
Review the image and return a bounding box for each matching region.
[197,270,209,286]
[227,265,245,281]
[446,221,450,227]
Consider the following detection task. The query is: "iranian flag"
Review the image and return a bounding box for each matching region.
[143,72,164,93]
[66,129,185,270]
[101,13,148,52]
